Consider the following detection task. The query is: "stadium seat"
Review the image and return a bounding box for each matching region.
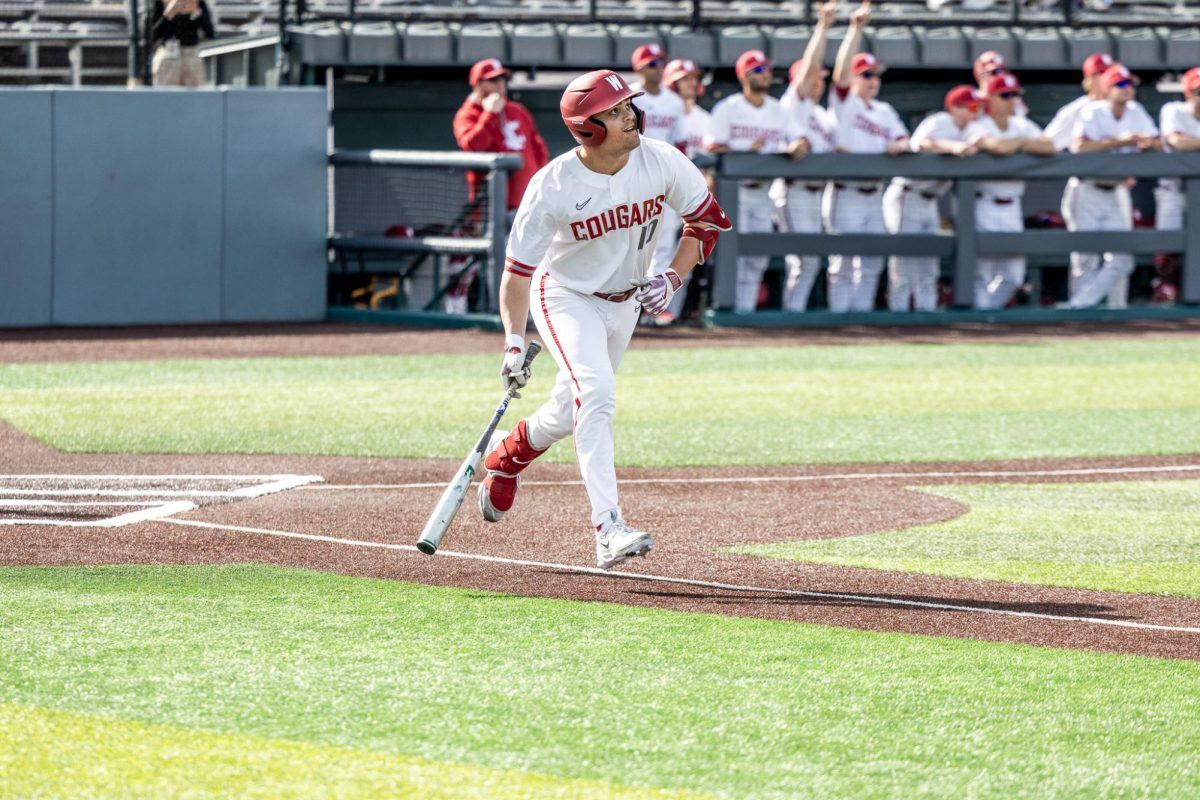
[458,22,507,63]
[560,22,611,66]
[404,21,453,63]
[348,21,399,63]
[715,24,765,65]
[918,26,969,66]
[666,25,716,65]
[870,26,921,68]
[510,22,560,63]
[1016,27,1068,68]
[1112,26,1164,68]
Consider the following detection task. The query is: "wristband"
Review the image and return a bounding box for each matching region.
[505,333,525,351]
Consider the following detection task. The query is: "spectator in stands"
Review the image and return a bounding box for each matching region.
[453,58,549,219]
[1045,52,1118,302]
[148,0,214,88]
[656,57,713,324]
[826,0,910,313]
[1154,68,1200,234]
[706,50,807,313]
[967,73,1055,310]
[1066,64,1161,309]
[882,85,982,312]
[773,0,838,312]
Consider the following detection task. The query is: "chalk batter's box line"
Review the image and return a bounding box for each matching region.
[0,501,198,528]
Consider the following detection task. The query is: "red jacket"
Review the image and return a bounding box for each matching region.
[453,96,549,211]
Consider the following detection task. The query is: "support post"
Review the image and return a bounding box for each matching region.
[714,171,739,311]
[486,165,509,314]
[1185,177,1200,304]
[952,179,977,308]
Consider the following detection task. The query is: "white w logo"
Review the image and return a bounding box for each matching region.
[605,74,623,91]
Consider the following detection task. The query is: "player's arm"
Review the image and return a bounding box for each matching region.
[832,0,869,89]
[636,184,732,316]
[496,178,552,390]
[792,0,836,97]
[1020,135,1056,156]
[1167,131,1200,151]
[453,105,502,152]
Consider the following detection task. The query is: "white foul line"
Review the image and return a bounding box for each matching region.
[159,517,1200,636]
[1,501,197,528]
[296,463,1200,492]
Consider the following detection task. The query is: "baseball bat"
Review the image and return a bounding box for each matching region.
[415,341,542,555]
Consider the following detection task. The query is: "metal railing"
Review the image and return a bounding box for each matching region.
[711,151,1200,312]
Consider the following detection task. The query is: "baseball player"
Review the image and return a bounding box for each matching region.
[967,73,1055,309]
[882,85,982,311]
[657,57,714,323]
[628,43,688,300]
[706,49,807,313]
[1043,52,1118,300]
[772,0,838,312]
[476,70,731,569]
[973,51,1027,117]
[1066,64,1161,309]
[1154,67,1200,233]
[826,0,910,312]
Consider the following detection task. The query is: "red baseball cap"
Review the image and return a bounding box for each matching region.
[663,58,700,87]
[735,49,772,80]
[984,72,1023,97]
[1100,63,1139,90]
[1082,52,1115,79]
[945,84,982,111]
[1184,66,1200,95]
[973,51,1007,80]
[468,58,510,86]
[851,52,886,76]
[788,58,830,83]
[631,43,666,71]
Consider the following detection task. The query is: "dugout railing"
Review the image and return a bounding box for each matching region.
[327,147,519,320]
[709,150,1200,324]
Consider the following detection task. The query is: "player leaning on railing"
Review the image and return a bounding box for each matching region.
[473,70,730,570]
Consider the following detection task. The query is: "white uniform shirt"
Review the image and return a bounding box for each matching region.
[1160,100,1200,191]
[780,90,837,154]
[1044,94,1097,151]
[965,114,1045,199]
[904,110,975,195]
[504,137,710,295]
[630,83,685,145]
[1072,100,1159,152]
[827,87,908,154]
[676,104,713,159]
[705,93,801,154]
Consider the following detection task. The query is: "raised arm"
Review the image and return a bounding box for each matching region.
[792,0,837,97]
[832,0,870,90]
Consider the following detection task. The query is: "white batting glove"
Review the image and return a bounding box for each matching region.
[500,333,529,396]
[634,270,682,317]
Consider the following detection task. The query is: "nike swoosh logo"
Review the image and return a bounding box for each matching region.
[575,198,592,210]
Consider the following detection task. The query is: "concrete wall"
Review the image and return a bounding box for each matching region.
[0,87,327,328]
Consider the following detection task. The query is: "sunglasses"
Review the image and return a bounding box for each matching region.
[748,65,769,74]
[1113,79,1133,88]
[643,59,664,69]
[997,91,1020,100]
[859,71,880,79]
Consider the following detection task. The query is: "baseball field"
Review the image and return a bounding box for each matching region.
[2,321,1199,799]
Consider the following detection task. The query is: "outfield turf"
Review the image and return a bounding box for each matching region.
[735,481,1200,599]
[1,338,1199,466]
[2,565,1199,799]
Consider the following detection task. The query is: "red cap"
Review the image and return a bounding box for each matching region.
[973,51,1006,80]
[1184,67,1200,95]
[851,52,885,76]
[631,43,666,71]
[788,58,830,83]
[1100,63,1139,90]
[663,58,700,88]
[984,72,1023,97]
[468,58,510,87]
[735,49,772,80]
[945,84,982,111]
[1082,52,1114,79]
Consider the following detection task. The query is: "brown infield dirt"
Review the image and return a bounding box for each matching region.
[2,321,1199,663]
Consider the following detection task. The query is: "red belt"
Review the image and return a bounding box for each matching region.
[593,287,639,303]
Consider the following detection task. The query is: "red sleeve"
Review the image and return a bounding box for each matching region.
[514,104,549,168]
[453,101,502,152]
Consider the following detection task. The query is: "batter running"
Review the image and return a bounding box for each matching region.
[476,69,731,569]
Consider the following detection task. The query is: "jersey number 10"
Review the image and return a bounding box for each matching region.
[636,218,660,251]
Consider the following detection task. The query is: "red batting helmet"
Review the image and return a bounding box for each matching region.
[560,70,645,146]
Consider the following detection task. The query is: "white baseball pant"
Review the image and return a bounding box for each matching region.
[882,183,940,312]
[526,271,639,528]
[1155,184,1183,231]
[771,179,824,312]
[823,184,886,312]
[1067,182,1133,309]
[734,184,775,313]
[974,196,1025,310]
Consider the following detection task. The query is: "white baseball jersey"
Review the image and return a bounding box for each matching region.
[965,114,1045,198]
[504,136,710,295]
[1159,100,1200,191]
[1072,101,1159,152]
[1044,94,1096,151]
[676,104,713,159]
[705,93,801,154]
[780,90,837,154]
[630,83,685,145]
[827,87,908,153]
[904,111,974,195]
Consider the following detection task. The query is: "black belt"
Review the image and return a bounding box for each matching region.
[834,182,880,194]
[743,181,767,190]
[1092,182,1120,191]
[593,287,638,303]
[785,180,825,192]
[904,187,940,200]
[976,193,1015,205]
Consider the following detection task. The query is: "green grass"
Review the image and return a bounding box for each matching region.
[2,338,1200,466]
[734,480,1200,598]
[2,565,1199,799]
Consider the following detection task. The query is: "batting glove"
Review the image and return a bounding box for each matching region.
[500,333,529,396]
[634,270,682,316]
